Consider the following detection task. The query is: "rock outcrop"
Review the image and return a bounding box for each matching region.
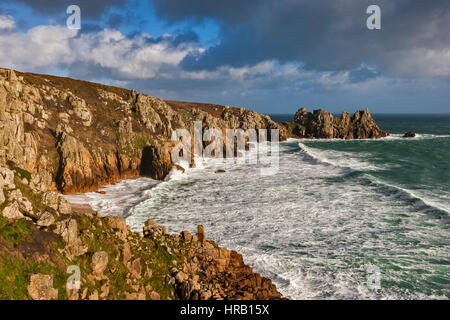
[0,68,284,194]
[403,131,416,138]
[143,220,283,300]
[282,107,388,139]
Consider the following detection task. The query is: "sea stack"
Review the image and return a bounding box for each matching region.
[282,107,388,139]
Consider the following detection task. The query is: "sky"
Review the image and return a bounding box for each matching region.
[0,0,449,114]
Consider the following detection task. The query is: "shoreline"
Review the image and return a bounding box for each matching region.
[62,173,287,300]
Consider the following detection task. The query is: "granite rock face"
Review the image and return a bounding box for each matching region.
[284,107,388,139]
[0,68,285,194]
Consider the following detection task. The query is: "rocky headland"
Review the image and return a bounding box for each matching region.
[282,107,388,139]
[0,68,388,300]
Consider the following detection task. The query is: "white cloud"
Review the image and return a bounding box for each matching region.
[71,30,196,79]
[0,24,77,70]
[0,16,200,79]
[0,15,15,30]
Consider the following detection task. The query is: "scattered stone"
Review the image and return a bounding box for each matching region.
[125,292,146,300]
[150,291,161,300]
[88,290,99,300]
[58,113,70,123]
[100,281,110,298]
[145,267,153,278]
[27,274,58,300]
[42,192,59,211]
[81,288,88,300]
[200,290,212,300]
[16,196,34,217]
[175,271,188,283]
[66,288,79,300]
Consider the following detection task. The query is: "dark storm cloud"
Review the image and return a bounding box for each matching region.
[150,0,450,76]
[7,0,126,18]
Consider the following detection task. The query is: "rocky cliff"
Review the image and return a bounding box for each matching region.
[0,68,285,195]
[0,68,285,300]
[282,107,388,139]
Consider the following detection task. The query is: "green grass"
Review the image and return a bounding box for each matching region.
[0,219,30,246]
[133,135,149,150]
[0,253,67,300]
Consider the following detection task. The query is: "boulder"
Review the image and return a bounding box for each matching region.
[2,202,23,220]
[27,274,58,300]
[42,192,60,211]
[197,225,206,244]
[43,191,71,214]
[403,131,416,138]
[175,271,188,283]
[150,291,161,300]
[88,290,99,300]
[58,196,72,214]
[143,219,166,238]
[131,258,142,279]
[16,196,34,217]
[181,230,193,242]
[104,215,128,234]
[54,219,78,245]
[0,167,15,189]
[37,211,56,227]
[91,251,108,277]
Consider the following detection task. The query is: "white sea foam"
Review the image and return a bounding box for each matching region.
[287,133,450,142]
[297,142,450,214]
[297,142,382,171]
[64,177,158,217]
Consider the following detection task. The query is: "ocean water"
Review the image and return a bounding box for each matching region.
[66,114,450,300]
